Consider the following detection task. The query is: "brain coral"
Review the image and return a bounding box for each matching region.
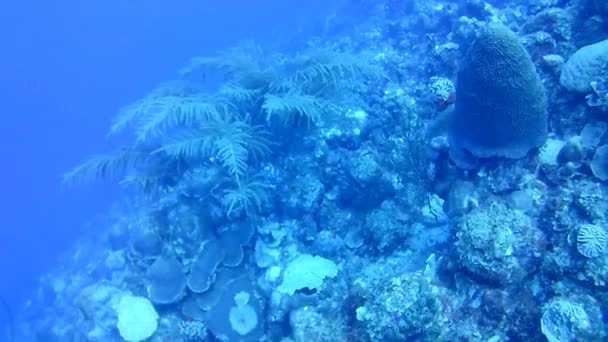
[577,223,607,258]
[560,39,608,93]
[450,22,547,159]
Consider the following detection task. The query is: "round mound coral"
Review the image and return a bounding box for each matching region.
[455,201,545,285]
[541,296,604,342]
[450,22,548,159]
[355,272,440,341]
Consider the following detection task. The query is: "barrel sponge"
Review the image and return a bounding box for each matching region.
[450,23,548,159]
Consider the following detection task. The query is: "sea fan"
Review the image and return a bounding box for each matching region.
[62,147,149,186]
[221,176,270,217]
[218,83,262,105]
[180,43,275,89]
[262,92,336,125]
[131,96,230,143]
[108,83,204,136]
[120,174,164,194]
[293,50,384,85]
[155,116,271,183]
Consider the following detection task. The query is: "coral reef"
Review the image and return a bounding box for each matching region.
[18,0,608,341]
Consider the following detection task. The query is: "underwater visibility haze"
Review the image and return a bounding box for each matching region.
[2,0,608,341]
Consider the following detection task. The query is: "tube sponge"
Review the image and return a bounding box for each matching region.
[450,22,547,159]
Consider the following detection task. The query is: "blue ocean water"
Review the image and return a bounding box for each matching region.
[1,0,607,341]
